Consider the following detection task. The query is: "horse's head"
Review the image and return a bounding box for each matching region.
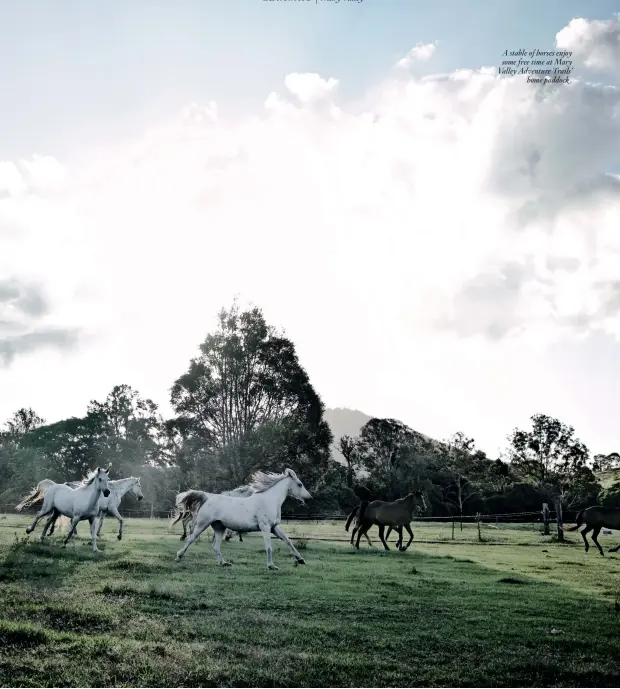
[130,477,144,501]
[284,468,312,504]
[406,489,427,514]
[95,467,111,497]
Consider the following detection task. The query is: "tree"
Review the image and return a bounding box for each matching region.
[24,415,105,480]
[443,432,482,530]
[87,384,164,472]
[592,452,620,473]
[355,418,424,499]
[339,435,362,487]
[506,414,593,506]
[170,302,332,487]
[1,408,45,443]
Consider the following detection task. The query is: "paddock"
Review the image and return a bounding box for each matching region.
[1,515,620,687]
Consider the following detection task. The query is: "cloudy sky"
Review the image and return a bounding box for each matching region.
[1,1,620,458]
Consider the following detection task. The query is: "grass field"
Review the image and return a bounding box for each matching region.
[1,515,620,687]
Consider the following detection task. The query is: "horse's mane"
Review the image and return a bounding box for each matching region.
[78,468,105,487]
[223,484,255,497]
[249,470,294,493]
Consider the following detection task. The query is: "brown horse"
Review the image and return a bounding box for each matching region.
[344,504,403,547]
[562,506,620,556]
[354,491,427,551]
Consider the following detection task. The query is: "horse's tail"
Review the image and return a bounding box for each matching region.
[358,500,370,525]
[172,490,209,522]
[561,509,583,532]
[15,480,52,511]
[344,505,359,532]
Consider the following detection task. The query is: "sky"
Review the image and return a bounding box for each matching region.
[1,1,620,459]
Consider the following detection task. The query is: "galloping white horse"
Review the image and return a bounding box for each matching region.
[171,484,255,543]
[16,467,111,552]
[174,468,311,570]
[50,476,144,541]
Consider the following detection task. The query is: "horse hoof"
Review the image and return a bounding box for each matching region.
[221,561,232,567]
[25,528,33,534]
[117,535,122,540]
[268,565,279,571]
[296,558,306,565]
[399,546,407,552]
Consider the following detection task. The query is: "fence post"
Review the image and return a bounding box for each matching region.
[451,515,455,540]
[554,498,564,542]
[542,502,550,535]
[476,512,482,542]
[150,503,154,520]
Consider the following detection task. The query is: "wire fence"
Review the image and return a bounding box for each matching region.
[0,505,577,526]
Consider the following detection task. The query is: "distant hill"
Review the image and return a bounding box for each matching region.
[324,407,444,463]
[323,408,372,462]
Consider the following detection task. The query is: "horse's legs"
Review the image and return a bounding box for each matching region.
[378,524,390,550]
[401,523,415,551]
[272,524,305,565]
[609,544,620,553]
[581,525,592,553]
[25,504,54,534]
[238,532,243,542]
[260,525,277,570]
[40,510,59,541]
[211,525,231,566]
[354,521,371,550]
[178,513,188,541]
[176,520,210,561]
[106,504,124,540]
[591,526,604,556]
[89,517,100,552]
[96,512,106,537]
[48,513,58,536]
[62,517,80,547]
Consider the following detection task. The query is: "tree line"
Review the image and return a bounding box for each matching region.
[1,302,619,519]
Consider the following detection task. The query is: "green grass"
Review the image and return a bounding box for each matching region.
[1,517,620,687]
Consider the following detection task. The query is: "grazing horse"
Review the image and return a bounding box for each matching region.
[354,491,427,551]
[174,468,311,570]
[562,506,620,556]
[171,485,254,543]
[344,503,403,547]
[16,468,111,552]
[50,476,144,541]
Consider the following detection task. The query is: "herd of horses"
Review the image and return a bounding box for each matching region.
[12,465,620,568]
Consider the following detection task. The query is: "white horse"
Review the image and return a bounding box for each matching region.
[50,476,144,541]
[16,467,111,552]
[171,484,255,543]
[174,468,311,570]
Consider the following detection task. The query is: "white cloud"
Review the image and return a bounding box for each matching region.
[1,27,620,454]
[395,42,437,69]
[556,13,620,71]
[283,72,339,104]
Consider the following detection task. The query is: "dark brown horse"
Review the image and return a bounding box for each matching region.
[562,506,620,556]
[353,491,427,551]
[344,504,402,547]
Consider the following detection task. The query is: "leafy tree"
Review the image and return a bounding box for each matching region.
[87,384,164,473]
[442,432,483,529]
[339,435,362,487]
[506,414,594,507]
[1,408,45,442]
[592,452,620,473]
[355,418,428,500]
[24,415,105,480]
[170,302,332,486]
